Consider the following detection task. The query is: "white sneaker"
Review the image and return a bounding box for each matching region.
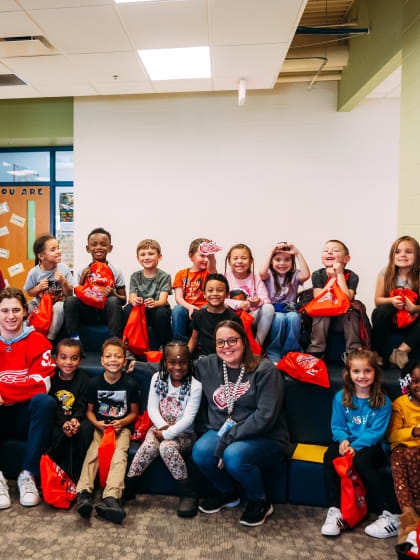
[17,471,40,507]
[0,471,10,509]
[364,510,400,538]
[321,507,345,536]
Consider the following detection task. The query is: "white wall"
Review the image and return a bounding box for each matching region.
[74,82,400,314]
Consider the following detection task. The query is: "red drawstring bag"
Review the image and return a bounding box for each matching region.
[28,293,53,336]
[145,351,163,362]
[40,453,77,509]
[333,452,368,528]
[122,304,149,356]
[236,310,262,355]
[131,410,153,442]
[74,262,114,310]
[277,352,330,388]
[98,426,116,488]
[302,279,351,317]
[391,289,419,328]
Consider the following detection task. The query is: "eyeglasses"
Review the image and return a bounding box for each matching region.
[215,336,241,349]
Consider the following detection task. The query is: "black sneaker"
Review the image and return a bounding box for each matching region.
[199,492,240,514]
[76,490,93,519]
[240,499,274,527]
[95,496,126,524]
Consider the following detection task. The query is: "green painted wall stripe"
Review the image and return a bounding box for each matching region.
[0,97,73,147]
[27,200,36,260]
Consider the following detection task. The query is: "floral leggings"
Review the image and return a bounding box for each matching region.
[391,444,420,510]
[127,427,195,481]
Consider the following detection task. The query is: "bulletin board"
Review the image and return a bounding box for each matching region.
[0,186,50,292]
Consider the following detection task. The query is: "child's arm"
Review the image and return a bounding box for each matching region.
[174,287,198,318]
[289,245,310,283]
[79,265,92,286]
[374,274,403,308]
[259,245,277,281]
[54,269,73,296]
[128,292,143,306]
[387,400,420,444]
[188,329,199,354]
[144,291,169,309]
[147,375,170,430]
[110,402,139,434]
[86,403,107,433]
[27,279,49,298]
[103,285,126,304]
[163,381,203,440]
[207,253,217,274]
[333,264,354,300]
[331,395,351,446]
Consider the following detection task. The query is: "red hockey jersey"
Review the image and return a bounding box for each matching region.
[0,327,56,405]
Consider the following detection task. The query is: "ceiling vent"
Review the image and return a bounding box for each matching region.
[0,74,28,86]
[0,36,56,57]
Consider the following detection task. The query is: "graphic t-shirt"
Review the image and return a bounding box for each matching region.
[264,269,303,305]
[24,263,74,305]
[50,367,90,426]
[172,268,209,307]
[88,373,139,424]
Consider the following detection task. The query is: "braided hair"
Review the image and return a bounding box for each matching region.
[154,341,194,402]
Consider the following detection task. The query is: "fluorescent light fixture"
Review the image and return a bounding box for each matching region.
[7,169,37,177]
[2,162,11,167]
[138,46,211,80]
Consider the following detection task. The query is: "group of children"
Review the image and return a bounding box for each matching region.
[1,228,420,540]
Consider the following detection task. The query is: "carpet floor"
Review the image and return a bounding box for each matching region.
[0,486,397,560]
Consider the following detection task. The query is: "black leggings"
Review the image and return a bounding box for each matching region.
[323,442,389,514]
[372,303,420,360]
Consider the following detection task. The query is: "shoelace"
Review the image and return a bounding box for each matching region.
[0,478,8,496]
[19,476,37,495]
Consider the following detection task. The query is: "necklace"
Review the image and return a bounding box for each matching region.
[222,360,245,418]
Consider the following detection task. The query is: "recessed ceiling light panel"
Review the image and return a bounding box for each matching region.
[138,46,211,80]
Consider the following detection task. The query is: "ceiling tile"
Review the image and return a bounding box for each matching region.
[29,6,132,53]
[5,55,84,84]
[0,85,41,98]
[153,78,212,93]
[67,52,149,81]
[209,0,306,45]
[0,11,42,36]
[212,43,288,84]
[93,81,153,95]
[35,82,97,96]
[116,0,209,49]
[0,1,21,12]
[20,0,113,8]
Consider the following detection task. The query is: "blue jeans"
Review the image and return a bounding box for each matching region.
[266,311,302,361]
[0,393,56,475]
[192,430,286,501]
[171,305,192,343]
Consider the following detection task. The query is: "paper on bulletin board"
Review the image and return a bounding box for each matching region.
[0,202,9,215]
[8,263,24,277]
[0,248,9,259]
[0,226,9,237]
[10,213,26,228]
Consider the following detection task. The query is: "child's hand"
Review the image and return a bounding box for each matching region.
[240,300,251,311]
[155,429,166,441]
[287,244,299,255]
[54,270,65,284]
[62,421,73,438]
[391,295,404,309]
[144,298,156,308]
[110,419,122,434]
[127,360,136,374]
[332,262,344,275]
[0,395,3,406]
[347,446,356,457]
[249,296,260,307]
[339,440,350,456]
[188,305,198,319]
[404,296,417,313]
[103,285,116,298]
[37,278,49,293]
[217,458,224,470]
[129,294,143,306]
[96,420,108,433]
[70,418,80,435]
[412,426,420,437]
[81,265,92,280]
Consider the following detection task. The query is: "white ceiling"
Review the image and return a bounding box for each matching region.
[0,0,308,99]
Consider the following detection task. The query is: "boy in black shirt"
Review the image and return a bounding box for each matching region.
[188,274,242,356]
[49,338,93,478]
[76,338,139,524]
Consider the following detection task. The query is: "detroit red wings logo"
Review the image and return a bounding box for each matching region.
[295,354,320,376]
[213,381,250,409]
[317,288,338,305]
[0,370,29,383]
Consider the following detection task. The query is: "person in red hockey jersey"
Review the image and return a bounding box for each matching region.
[0,287,56,509]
